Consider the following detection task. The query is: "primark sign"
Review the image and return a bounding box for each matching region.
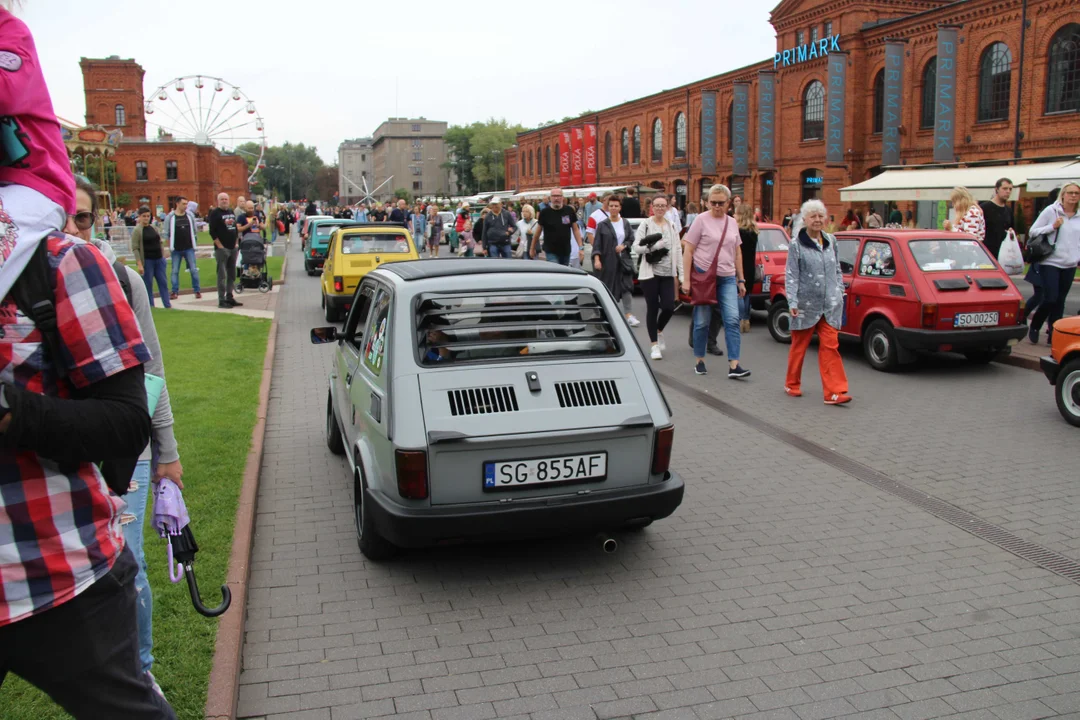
[775,34,842,69]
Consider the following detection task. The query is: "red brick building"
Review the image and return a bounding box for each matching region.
[505,0,1080,221]
[80,56,248,214]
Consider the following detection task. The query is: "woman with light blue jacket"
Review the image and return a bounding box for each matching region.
[783,199,851,405]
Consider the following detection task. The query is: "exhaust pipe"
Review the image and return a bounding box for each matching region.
[596,533,618,553]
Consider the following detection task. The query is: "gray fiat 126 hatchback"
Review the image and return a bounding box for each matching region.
[311,259,684,559]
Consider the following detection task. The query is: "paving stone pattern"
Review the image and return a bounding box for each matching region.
[239,266,1080,720]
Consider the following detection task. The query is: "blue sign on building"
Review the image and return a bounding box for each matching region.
[775,34,842,69]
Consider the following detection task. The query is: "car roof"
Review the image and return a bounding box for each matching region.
[759,222,785,231]
[835,230,971,242]
[338,222,410,234]
[379,258,587,282]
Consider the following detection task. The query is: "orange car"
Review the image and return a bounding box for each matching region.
[1040,315,1080,427]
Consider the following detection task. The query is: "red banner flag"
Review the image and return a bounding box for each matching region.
[571,127,584,186]
[559,130,572,186]
[584,123,598,185]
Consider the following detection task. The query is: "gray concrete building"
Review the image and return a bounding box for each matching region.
[337,138,374,204]
[371,118,448,200]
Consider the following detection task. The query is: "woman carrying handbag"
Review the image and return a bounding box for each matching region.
[633,195,683,360]
[1026,182,1080,344]
[682,184,751,378]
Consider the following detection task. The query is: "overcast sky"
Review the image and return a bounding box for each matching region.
[21,0,779,165]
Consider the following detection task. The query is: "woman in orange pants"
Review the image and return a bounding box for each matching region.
[783,200,851,405]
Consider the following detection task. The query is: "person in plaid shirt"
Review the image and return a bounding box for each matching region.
[0,5,175,718]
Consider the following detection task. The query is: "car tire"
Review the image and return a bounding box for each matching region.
[767,301,792,344]
[1055,358,1080,428]
[324,295,339,323]
[963,350,998,364]
[355,471,396,561]
[326,391,345,456]
[863,319,899,372]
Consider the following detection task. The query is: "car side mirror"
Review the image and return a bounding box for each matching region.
[310,327,343,345]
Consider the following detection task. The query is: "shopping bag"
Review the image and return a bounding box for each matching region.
[997,228,1024,275]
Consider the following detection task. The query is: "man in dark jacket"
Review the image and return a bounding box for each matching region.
[482,198,516,258]
[208,192,241,309]
[620,187,642,219]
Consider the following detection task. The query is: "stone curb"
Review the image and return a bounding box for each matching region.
[994,350,1041,372]
[203,252,285,719]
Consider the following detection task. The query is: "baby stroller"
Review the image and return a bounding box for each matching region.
[235,232,273,294]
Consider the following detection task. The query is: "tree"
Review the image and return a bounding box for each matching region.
[314,166,338,204]
[442,119,526,194]
[237,141,326,201]
[393,188,412,203]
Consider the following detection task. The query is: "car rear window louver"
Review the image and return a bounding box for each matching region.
[554,380,621,408]
[448,386,520,416]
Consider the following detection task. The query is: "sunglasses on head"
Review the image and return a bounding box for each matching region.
[71,211,95,230]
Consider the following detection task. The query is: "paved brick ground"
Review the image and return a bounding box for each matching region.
[238,262,1080,720]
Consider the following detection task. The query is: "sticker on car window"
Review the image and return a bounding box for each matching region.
[859,242,895,277]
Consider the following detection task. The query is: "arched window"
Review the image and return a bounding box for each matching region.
[632,126,641,164]
[872,70,885,134]
[604,132,612,168]
[520,152,524,177]
[802,80,825,140]
[651,118,663,163]
[1046,24,1080,114]
[978,42,1012,121]
[115,104,126,126]
[528,150,533,177]
[620,128,629,165]
[921,57,937,129]
[674,113,687,159]
[727,101,733,151]
[545,145,551,175]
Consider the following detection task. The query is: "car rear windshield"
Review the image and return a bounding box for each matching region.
[416,290,620,365]
[757,228,789,252]
[909,239,996,272]
[315,224,343,238]
[341,233,412,254]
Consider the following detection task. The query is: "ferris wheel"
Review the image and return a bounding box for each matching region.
[144,75,266,183]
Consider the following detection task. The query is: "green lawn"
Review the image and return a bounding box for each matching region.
[0,310,271,720]
[127,256,285,293]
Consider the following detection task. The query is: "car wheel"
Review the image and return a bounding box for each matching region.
[324,296,339,323]
[963,350,999,364]
[1055,358,1080,427]
[354,471,396,561]
[863,319,899,371]
[326,391,345,455]
[767,301,792,344]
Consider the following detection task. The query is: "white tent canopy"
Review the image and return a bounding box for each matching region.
[840,160,1076,202]
[508,184,661,201]
[1025,159,1080,193]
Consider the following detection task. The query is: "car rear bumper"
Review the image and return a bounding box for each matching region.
[325,293,351,312]
[893,325,1027,351]
[1041,355,1060,384]
[366,472,685,548]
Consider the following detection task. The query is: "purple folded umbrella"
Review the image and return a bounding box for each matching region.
[152,478,189,582]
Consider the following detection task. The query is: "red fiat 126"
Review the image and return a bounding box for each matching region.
[765,230,1027,371]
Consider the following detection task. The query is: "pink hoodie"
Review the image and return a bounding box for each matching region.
[0,9,75,214]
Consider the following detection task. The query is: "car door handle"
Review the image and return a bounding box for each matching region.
[345,372,352,385]
[369,393,382,423]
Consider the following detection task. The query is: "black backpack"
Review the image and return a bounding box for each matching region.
[12,237,140,495]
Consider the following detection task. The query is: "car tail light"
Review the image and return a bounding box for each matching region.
[651,426,674,475]
[333,276,344,292]
[395,450,429,499]
[921,303,938,329]
[311,249,318,257]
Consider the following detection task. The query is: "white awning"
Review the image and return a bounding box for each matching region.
[1025,160,1080,193]
[840,160,1077,202]
[508,184,665,201]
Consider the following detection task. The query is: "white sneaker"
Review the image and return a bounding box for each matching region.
[650,345,662,360]
[626,314,641,327]
[658,332,666,351]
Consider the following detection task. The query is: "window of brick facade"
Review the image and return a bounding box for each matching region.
[1046,24,1080,114]
[555,142,560,171]
[528,150,533,176]
[802,81,825,140]
[115,104,126,127]
[824,21,833,37]
[796,30,805,46]
[651,119,663,163]
[604,131,612,168]
[135,161,148,181]
[620,128,629,165]
[632,126,641,164]
[872,70,885,134]
[674,113,687,159]
[978,42,1012,121]
[166,160,178,180]
[921,58,937,128]
[811,26,819,44]
[545,145,551,175]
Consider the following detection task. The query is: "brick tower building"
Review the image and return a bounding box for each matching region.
[79,56,249,214]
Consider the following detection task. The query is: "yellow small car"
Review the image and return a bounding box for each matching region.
[321,225,419,321]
